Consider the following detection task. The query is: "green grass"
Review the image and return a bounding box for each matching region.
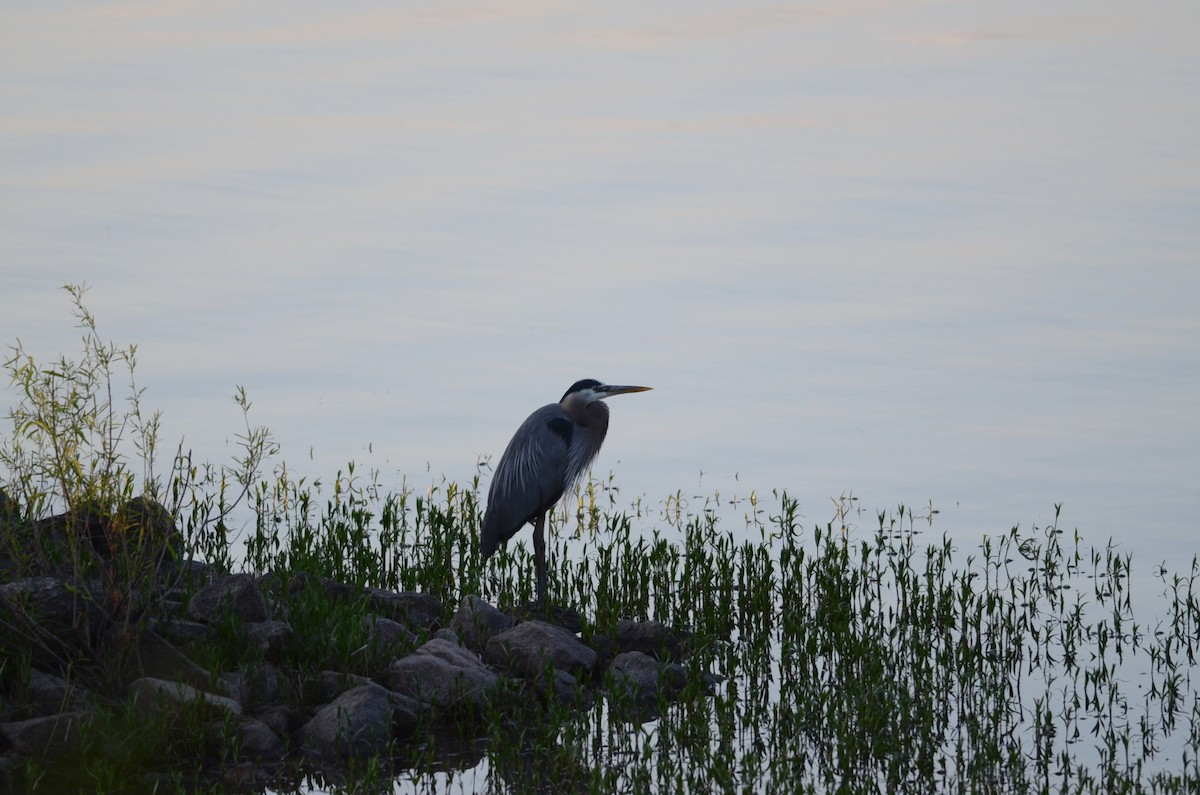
[2,287,1199,793]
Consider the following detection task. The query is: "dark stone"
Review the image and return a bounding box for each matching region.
[298,683,399,761]
[252,705,300,743]
[0,576,100,646]
[607,651,688,704]
[207,715,285,763]
[188,574,269,624]
[365,616,417,661]
[246,620,294,659]
[302,671,373,706]
[11,670,87,719]
[285,572,356,602]
[150,617,214,647]
[0,711,92,757]
[100,625,215,692]
[384,638,499,709]
[485,620,597,679]
[227,662,287,710]
[364,588,442,631]
[128,677,242,717]
[113,497,183,562]
[449,595,513,652]
[615,619,688,660]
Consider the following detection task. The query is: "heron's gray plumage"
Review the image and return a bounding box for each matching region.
[480,379,650,605]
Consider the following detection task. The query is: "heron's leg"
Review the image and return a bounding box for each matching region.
[532,512,547,607]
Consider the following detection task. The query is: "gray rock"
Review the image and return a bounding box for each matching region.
[283,572,355,603]
[246,620,293,658]
[0,577,100,645]
[101,626,216,692]
[207,716,285,763]
[188,573,269,624]
[450,595,514,652]
[16,669,87,718]
[113,497,183,560]
[364,588,442,631]
[616,619,687,660]
[227,662,287,710]
[128,677,242,717]
[150,617,214,647]
[303,671,373,706]
[607,651,688,704]
[365,616,416,659]
[252,705,299,742]
[0,711,92,757]
[385,638,498,709]
[540,668,591,707]
[485,620,597,679]
[298,683,399,760]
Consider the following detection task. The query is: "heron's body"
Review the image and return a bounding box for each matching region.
[481,379,651,605]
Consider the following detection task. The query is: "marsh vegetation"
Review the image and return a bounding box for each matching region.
[1,290,1197,793]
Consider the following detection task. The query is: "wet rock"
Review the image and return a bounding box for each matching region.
[385,638,499,709]
[298,683,409,761]
[607,651,688,704]
[128,677,242,717]
[0,711,92,757]
[450,596,513,652]
[536,669,592,708]
[485,620,597,679]
[188,574,269,624]
[615,619,688,660]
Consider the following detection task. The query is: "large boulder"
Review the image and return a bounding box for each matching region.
[246,620,294,659]
[298,683,414,761]
[127,677,242,717]
[188,574,269,624]
[100,626,215,692]
[384,638,499,709]
[365,616,417,662]
[9,669,88,719]
[0,577,101,647]
[615,619,688,660]
[0,711,92,757]
[607,651,688,705]
[302,671,374,707]
[206,715,285,763]
[485,620,597,679]
[364,588,442,631]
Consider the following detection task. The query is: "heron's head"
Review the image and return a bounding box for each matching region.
[560,379,652,406]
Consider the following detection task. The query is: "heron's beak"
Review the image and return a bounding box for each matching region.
[599,384,653,398]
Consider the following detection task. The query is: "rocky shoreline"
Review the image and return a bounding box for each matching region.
[0,503,713,791]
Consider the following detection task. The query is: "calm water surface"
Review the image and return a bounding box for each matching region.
[3,3,1198,599]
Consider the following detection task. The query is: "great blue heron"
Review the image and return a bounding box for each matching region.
[481,379,652,606]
